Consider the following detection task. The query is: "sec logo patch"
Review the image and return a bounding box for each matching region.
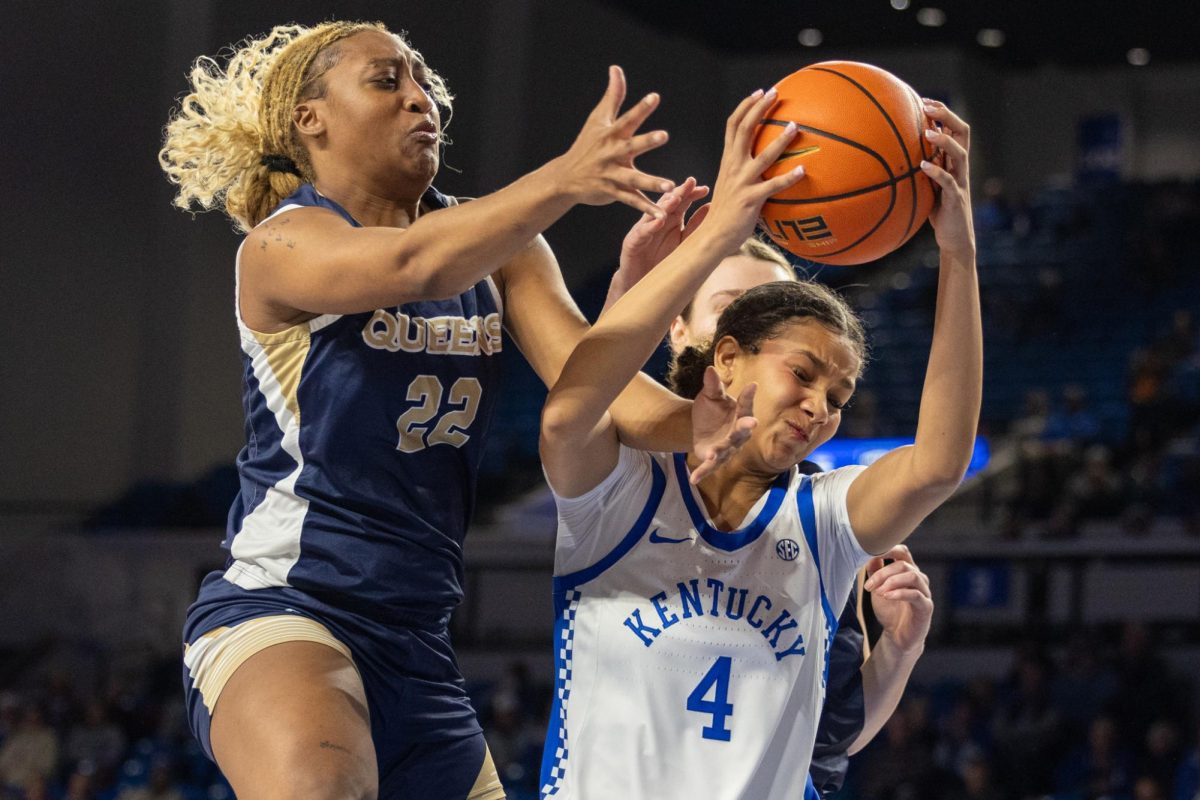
[776,539,800,561]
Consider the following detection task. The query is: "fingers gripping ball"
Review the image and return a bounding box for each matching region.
[752,62,935,265]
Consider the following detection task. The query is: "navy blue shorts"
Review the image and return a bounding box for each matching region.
[182,571,487,799]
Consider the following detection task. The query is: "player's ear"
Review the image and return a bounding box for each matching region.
[713,335,741,384]
[293,101,325,138]
[668,317,690,355]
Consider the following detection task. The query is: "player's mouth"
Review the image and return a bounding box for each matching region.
[784,420,810,443]
[409,120,439,144]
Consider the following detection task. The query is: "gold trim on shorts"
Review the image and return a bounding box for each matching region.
[469,745,506,800]
[183,615,357,713]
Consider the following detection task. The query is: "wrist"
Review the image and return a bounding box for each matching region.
[533,157,581,209]
[880,628,927,659]
[939,244,977,268]
[683,225,741,261]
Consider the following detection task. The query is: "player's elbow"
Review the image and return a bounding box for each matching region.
[539,396,578,446]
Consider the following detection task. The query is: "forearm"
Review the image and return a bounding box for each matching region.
[542,228,732,440]
[911,248,982,486]
[848,633,924,755]
[609,376,693,452]
[401,161,575,298]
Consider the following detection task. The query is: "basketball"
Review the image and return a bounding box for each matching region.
[753,61,935,265]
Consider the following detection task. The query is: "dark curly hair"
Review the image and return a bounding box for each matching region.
[667,280,867,398]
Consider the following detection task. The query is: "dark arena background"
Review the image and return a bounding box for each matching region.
[2,1,1198,798]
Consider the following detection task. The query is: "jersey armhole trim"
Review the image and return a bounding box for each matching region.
[553,458,666,592]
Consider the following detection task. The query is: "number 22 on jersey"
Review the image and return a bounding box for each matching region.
[396,374,482,453]
[687,656,735,741]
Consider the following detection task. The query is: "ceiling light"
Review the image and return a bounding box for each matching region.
[798,28,823,47]
[977,28,1005,47]
[916,7,946,27]
[1127,48,1150,66]
[890,0,910,10]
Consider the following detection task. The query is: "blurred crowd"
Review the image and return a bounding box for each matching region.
[993,306,1199,538]
[1,620,1194,800]
[837,622,1198,800]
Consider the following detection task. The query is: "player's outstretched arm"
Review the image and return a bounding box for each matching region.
[845,101,981,555]
[243,66,675,318]
[849,546,933,754]
[540,88,805,497]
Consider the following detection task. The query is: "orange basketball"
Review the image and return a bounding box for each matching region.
[753,61,935,265]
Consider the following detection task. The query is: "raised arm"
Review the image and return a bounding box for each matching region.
[243,66,675,320]
[846,100,982,555]
[540,88,805,497]
[850,546,933,754]
[495,235,694,450]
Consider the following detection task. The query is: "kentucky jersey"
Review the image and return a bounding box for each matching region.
[221,184,502,624]
[539,446,870,800]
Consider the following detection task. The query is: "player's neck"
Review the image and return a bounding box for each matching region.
[689,455,778,532]
[311,170,426,228]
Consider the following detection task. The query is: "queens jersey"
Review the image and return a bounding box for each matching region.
[540,446,871,800]
[220,184,502,625]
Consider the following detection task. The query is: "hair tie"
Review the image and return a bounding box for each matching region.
[260,154,302,177]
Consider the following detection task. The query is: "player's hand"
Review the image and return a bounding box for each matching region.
[920,100,975,262]
[552,66,677,219]
[864,545,933,655]
[617,177,711,286]
[697,87,807,253]
[689,367,757,485]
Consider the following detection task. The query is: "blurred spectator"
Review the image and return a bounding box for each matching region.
[856,702,940,800]
[1137,775,1169,800]
[1051,631,1119,736]
[1175,722,1200,800]
[1051,444,1128,535]
[1010,389,1052,442]
[1113,623,1183,745]
[1140,720,1185,793]
[941,753,1004,800]
[1054,715,1135,798]
[0,704,59,794]
[1044,384,1102,445]
[933,695,991,781]
[975,177,1014,235]
[115,757,184,800]
[992,650,1063,797]
[65,700,127,776]
[62,763,100,800]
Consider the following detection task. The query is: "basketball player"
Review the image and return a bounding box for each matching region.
[160,21,747,800]
[610,213,934,796]
[537,92,977,799]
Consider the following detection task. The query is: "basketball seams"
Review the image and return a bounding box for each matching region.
[760,119,896,182]
[764,164,923,205]
[809,66,920,247]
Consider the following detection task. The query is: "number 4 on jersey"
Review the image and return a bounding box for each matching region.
[686,656,734,741]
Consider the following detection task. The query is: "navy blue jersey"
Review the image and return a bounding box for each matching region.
[220,184,503,625]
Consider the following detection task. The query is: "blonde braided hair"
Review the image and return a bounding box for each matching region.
[159,21,454,232]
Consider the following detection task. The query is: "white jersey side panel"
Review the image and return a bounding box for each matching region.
[539,447,870,800]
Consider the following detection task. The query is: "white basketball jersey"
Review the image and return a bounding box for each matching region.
[539,446,870,800]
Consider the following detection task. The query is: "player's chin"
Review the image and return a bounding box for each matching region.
[764,439,808,473]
